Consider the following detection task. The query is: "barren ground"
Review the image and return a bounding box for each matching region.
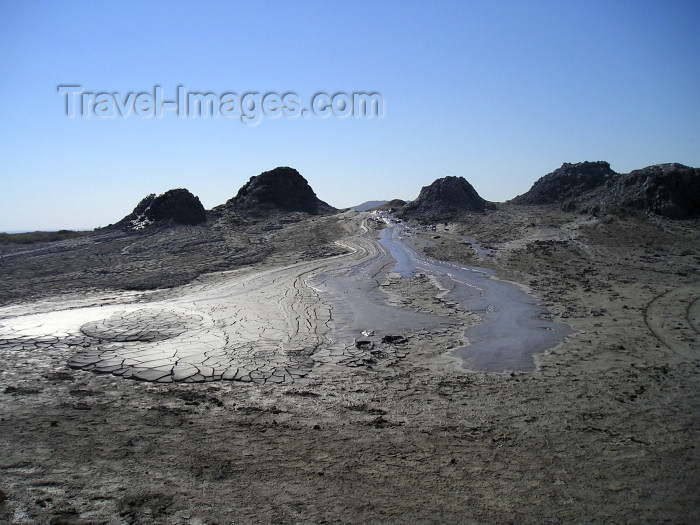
[1,206,698,524]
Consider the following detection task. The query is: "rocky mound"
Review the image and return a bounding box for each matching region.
[511,161,616,205]
[602,163,700,219]
[118,189,207,230]
[226,167,336,216]
[400,176,494,220]
[513,161,700,219]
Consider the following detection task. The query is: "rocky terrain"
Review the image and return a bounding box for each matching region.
[0,163,698,524]
[510,161,616,207]
[512,161,700,218]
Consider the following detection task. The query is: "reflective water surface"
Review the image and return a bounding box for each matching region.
[378,223,572,371]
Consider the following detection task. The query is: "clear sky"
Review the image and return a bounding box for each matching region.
[1,0,698,231]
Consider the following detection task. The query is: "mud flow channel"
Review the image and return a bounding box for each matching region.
[378,223,572,371]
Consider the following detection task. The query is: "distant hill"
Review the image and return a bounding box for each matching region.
[400,176,495,221]
[223,167,337,217]
[512,162,700,219]
[117,189,207,230]
[352,200,388,212]
[0,230,91,245]
[371,199,407,212]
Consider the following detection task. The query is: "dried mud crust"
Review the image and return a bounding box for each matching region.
[1,216,466,386]
[1,207,699,523]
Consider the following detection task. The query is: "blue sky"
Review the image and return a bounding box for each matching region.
[1,0,698,231]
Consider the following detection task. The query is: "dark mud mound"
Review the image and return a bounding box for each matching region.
[400,176,494,221]
[118,189,207,230]
[227,167,336,216]
[512,161,699,219]
[511,161,615,206]
[604,163,700,219]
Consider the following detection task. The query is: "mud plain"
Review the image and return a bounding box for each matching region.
[0,207,699,524]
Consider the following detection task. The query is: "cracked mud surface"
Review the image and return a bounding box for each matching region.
[1,208,699,524]
[2,215,562,384]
